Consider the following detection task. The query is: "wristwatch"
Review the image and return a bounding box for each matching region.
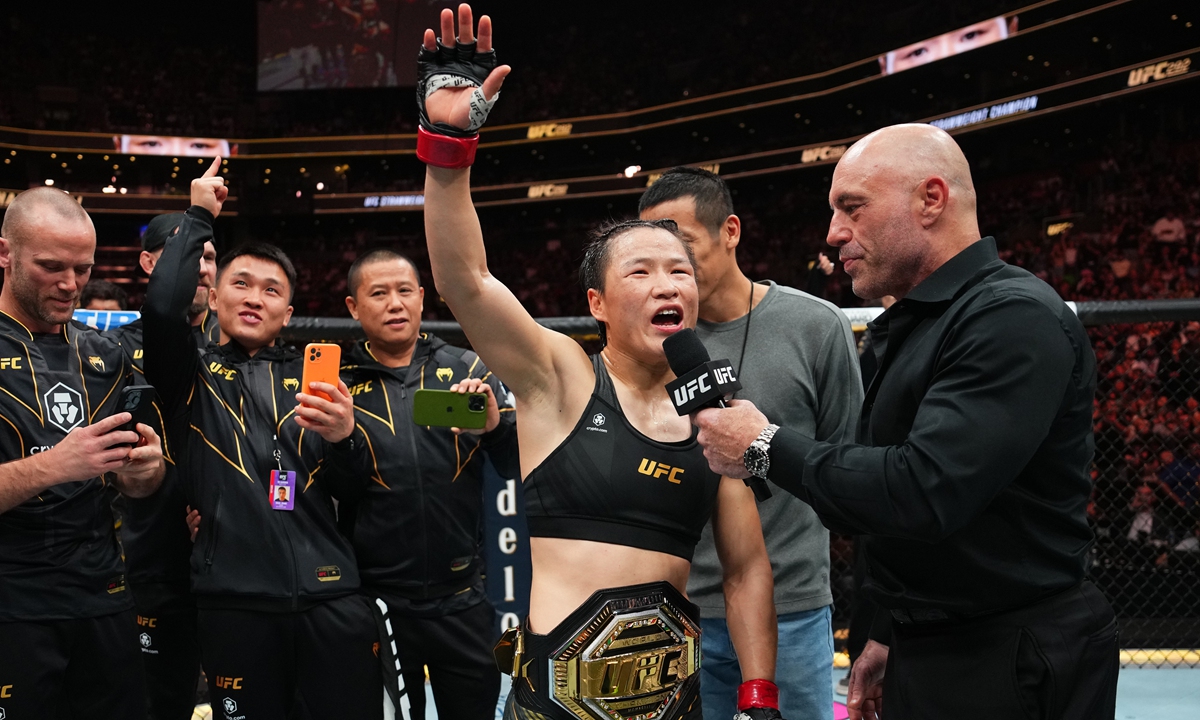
[743,424,780,478]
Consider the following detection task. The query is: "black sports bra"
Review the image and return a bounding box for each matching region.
[523,355,722,561]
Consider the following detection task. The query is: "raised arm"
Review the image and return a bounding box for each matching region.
[421,5,587,401]
[143,157,227,411]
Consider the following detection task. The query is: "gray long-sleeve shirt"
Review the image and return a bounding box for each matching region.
[688,281,863,618]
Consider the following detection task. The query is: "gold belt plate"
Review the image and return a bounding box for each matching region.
[549,602,700,720]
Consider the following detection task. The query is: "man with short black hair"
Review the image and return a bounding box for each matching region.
[0,186,166,718]
[143,158,383,719]
[340,248,519,719]
[640,167,862,720]
[108,211,220,719]
[80,279,128,310]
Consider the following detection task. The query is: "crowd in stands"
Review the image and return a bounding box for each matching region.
[0,14,246,137]
[2,0,1025,138]
[236,135,1200,322]
[979,135,1200,571]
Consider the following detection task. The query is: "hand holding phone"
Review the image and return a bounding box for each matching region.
[109,385,157,443]
[301,343,341,404]
[412,388,489,430]
[295,343,355,444]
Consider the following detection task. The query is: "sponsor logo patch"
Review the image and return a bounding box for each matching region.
[43,382,85,433]
[316,565,342,582]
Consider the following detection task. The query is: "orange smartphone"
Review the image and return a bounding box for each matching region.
[301,343,342,404]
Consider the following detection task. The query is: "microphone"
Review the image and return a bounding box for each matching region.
[663,329,772,501]
[664,331,741,415]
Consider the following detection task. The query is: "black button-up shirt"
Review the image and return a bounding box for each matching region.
[769,238,1096,625]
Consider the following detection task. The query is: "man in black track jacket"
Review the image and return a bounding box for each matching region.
[338,249,518,719]
[109,212,220,720]
[0,186,166,719]
[142,158,382,720]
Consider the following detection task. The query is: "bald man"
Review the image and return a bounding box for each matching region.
[0,187,166,718]
[693,125,1118,719]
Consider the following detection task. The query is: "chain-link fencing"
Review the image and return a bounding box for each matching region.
[278,302,1200,668]
[830,310,1200,669]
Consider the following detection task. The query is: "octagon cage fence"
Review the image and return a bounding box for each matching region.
[282,298,1200,669]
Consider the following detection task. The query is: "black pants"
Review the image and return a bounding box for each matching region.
[134,606,201,720]
[375,594,501,720]
[197,594,383,720]
[0,609,147,719]
[883,581,1119,719]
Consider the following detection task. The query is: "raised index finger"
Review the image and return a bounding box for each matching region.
[202,155,223,178]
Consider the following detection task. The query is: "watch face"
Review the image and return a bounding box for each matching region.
[744,443,767,477]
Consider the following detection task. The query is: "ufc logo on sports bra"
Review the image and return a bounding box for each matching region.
[638,459,684,484]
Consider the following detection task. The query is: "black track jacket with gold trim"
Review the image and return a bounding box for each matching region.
[109,313,220,612]
[142,206,366,611]
[337,336,518,603]
[0,313,134,621]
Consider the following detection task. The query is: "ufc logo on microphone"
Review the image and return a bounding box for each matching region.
[672,374,712,406]
[712,366,736,384]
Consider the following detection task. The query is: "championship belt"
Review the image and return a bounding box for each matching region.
[494,581,701,720]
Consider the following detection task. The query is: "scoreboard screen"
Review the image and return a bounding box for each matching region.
[257,0,452,91]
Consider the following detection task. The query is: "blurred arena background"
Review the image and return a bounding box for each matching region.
[3,0,1199,716]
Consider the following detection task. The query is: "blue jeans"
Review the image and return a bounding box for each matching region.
[699,605,833,720]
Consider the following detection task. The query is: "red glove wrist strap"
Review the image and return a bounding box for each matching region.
[738,679,780,710]
[417,126,479,169]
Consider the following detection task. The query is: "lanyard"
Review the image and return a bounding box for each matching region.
[733,280,756,398]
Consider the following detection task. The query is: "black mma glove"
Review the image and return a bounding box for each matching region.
[416,38,500,137]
